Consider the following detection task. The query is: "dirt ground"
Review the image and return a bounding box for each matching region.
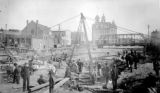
[0,47,143,93]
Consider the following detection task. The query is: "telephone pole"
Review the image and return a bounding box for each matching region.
[148,24,150,40]
[58,24,61,31]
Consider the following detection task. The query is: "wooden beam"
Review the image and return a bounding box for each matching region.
[43,78,69,93]
[30,78,63,92]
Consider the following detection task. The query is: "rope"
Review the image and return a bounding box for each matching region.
[50,14,80,28]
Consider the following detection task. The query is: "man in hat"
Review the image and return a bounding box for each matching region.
[111,63,118,90]
[28,57,34,73]
[21,63,30,92]
[49,70,54,93]
[13,63,21,84]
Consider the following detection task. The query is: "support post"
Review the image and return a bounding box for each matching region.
[80,13,93,75]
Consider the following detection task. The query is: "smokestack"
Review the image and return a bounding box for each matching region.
[58,24,61,31]
[26,20,29,33]
[5,24,7,30]
[36,20,38,35]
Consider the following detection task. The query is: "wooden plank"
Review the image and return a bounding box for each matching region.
[12,86,23,89]
[43,78,69,93]
[30,78,63,92]
[54,78,69,89]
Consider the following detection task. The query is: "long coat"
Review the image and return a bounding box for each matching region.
[110,67,118,80]
[21,66,30,79]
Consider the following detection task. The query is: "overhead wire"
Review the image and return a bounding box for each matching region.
[45,14,160,41]
[50,14,80,28]
[85,16,160,40]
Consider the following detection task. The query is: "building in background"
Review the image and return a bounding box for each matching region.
[0,28,32,48]
[21,20,53,51]
[51,30,71,47]
[151,30,160,46]
[71,31,85,44]
[92,15,117,46]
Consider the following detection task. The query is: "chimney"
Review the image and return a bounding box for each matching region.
[5,24,7,30]
[58,24,61,31]
[36,20,38,36]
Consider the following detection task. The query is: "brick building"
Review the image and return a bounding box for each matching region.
[21,20,53,50]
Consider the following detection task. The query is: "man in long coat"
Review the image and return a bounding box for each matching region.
[111,63,118,90]
[21,63,30,92]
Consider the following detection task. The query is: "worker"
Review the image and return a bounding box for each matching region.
[58,58,62,68]
[125,52,129,68]
[111,63,118,90]
[49,70,54,93]
[152,53,159,77]
[105,63,110,86]
[128,53,133,72]
[13,63,21,84]
[77,59,83,73]
[13,63,17,83]
[65,65,71,78]
[102,62,110,88]
[21,63,30,92]
[133,50,139,69]
[97,62,101,76]
[37,75,47,85]
[28,57,34,73]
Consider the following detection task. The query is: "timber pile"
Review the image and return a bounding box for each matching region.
[82,85,123,93]
[29,78,63,92]
[43,78,70,93]
[78,72,94,85]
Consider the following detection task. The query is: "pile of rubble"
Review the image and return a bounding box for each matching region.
[118,63,155,91]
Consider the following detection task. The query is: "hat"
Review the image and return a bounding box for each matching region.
[14,63,17,66]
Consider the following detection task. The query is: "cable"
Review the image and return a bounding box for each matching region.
[117,28,135,34]
[85,16,144,34]
[86,16,160,41]
[50,14,80,28]
[85,16,152,39]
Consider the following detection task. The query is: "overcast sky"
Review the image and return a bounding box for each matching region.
[0,0,160,39]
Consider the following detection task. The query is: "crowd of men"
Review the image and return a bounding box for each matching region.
[122,49,140,72]
[95,49,146,90]
[6,62,30,91]
[5,59,55,93]
[3,46,160,92]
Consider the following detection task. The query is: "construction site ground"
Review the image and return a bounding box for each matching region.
[0,46,148,93]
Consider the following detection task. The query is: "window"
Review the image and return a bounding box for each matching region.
[31,29,34,34]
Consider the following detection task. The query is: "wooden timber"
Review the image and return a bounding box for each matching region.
[29,78,63,92]
[43,78,69,93]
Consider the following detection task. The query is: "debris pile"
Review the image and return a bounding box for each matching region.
[118,63,155,91]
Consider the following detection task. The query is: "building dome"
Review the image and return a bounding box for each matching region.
[95,15,100,23]
[101,14,106,22]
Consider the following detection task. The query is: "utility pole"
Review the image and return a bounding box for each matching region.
[58,24,61,31]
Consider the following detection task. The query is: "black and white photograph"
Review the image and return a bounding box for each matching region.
[0,0,160,93]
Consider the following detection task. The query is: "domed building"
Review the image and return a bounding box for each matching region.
[92,14,117,47]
